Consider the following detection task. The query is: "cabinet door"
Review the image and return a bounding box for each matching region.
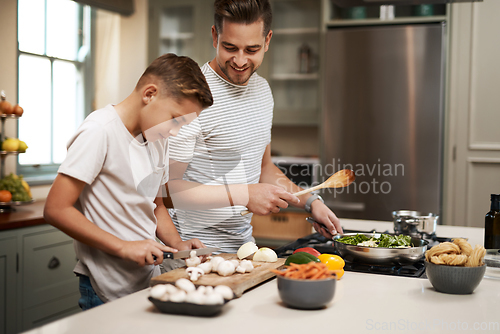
[22,229,78,309]
[0,237,17,334]
[148,0,215,66]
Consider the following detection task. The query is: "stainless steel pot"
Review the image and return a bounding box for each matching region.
[392,210,438,237]
[332,233,428,265]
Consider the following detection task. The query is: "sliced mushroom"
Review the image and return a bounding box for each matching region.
[186,267,205,282]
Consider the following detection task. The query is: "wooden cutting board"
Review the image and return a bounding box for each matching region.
[150,253,285,297]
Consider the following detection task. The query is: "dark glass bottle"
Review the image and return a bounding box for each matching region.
[485,194,500,249]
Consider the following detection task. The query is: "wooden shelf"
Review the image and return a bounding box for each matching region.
[271,73,319,81]
[273,27,320,35]
[326,15,446,27]
[160,32,194,40]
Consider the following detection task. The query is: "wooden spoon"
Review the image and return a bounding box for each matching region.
[240,169,355,215]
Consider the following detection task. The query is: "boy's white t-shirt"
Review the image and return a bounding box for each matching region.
[58,104,169,302]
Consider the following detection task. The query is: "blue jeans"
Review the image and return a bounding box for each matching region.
[78,275,105,310]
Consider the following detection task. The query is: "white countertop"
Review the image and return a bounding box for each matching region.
[24,220,500,334]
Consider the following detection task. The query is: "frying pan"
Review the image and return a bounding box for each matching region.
[332,232,428,265]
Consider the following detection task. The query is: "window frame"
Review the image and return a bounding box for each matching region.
[16,3,96,185]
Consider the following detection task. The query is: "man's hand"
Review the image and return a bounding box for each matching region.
[117,239,177,267]
[310,200,343,239]
[172,238,210,261]
[246,183,300,215]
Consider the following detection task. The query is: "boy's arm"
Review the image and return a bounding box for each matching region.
[154,195,205,251]
[259,144,343,237]
[44,173,176,266]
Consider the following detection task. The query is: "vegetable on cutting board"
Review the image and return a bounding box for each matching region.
[285,252,321,266]
[253,247,278,262]
[292,247,321,257]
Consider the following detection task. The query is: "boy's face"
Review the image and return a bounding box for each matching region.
[141,95,201,142]
[212,19,272,86]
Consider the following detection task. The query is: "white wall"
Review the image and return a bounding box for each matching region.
[95,0,149,109]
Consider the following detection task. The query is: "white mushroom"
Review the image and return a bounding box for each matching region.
[186,291,206,305]
[230,259,240,268]
[204,293,224,305]
[175,278,196,292]
[197,261,212,274]
[236,259,254,273]
[185,250,202,267]
[150,284,169,299]
[164,284,178,295]
[210,256,225,272]
[217,260,236,276]
[186,267,205,282]
[214,285,234,300]
[204,286,214,295]
[169,290,187,303]
[197,286,206,294]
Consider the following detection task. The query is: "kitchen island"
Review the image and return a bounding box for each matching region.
[23,219,500,334]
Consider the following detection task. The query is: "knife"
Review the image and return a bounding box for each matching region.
[153,247,220,260]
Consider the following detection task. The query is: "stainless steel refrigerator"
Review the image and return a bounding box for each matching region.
[322,23,445,221]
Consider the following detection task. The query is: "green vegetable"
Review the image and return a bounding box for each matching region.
[0,173,31,202]
[336,233,412,248]
[285,252,321,266]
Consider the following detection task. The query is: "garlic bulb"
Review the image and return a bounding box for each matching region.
[217,261,236,276]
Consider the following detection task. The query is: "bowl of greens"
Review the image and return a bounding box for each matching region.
[333,233,428,265]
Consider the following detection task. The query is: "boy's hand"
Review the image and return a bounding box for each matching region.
[118,239,177,266]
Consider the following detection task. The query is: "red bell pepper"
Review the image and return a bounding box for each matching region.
[292,247,321,257]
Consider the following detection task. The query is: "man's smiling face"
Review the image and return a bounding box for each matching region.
[212,19,272,86]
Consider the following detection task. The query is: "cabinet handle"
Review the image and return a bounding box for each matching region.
[48,256,60,269]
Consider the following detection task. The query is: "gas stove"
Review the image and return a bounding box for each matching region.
[274,229,455,279]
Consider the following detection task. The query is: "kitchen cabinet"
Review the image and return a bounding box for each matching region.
[267,0,321,126]
[0,225,80,332]
[148,0,215,66]
[0,233,17,334]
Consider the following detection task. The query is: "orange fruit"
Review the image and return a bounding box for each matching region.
[0,190,12,202]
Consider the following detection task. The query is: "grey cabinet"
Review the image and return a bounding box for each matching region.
[0,225,80,333]
[148,0,215,66]
[0,234,17,334]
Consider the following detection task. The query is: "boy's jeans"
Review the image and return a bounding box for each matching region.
[78,275,104,310]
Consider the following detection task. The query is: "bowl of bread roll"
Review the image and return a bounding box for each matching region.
[424,238,486,294]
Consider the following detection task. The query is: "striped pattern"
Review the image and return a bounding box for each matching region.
[168,62,273,253]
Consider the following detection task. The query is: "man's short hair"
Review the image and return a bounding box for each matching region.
[214,0,272,37]
[136,53,213,108]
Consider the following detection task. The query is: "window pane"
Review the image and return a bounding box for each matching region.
[46,0,80,60]
[18,0,46,55]
[52,61,82,164]
[18,55,52,165]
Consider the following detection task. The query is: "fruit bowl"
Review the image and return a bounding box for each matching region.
[0,198,34,212]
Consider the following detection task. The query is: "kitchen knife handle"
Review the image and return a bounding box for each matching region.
[152,252,175,261]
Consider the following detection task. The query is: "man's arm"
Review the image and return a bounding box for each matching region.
[257,144,343,238]
[44,173,176,266]
[166,159,300,212]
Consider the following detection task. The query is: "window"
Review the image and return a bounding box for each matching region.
[17,0,93,183]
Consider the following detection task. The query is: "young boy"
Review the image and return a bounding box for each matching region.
[44,54,213,310]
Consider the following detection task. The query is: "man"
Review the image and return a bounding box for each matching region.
[166,0,342,255]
